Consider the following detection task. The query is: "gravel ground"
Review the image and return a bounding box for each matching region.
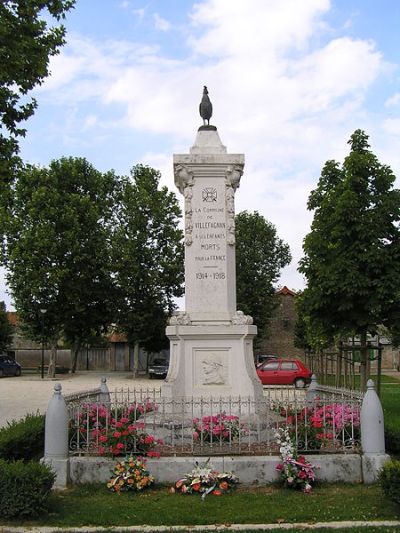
[0,371,159,428]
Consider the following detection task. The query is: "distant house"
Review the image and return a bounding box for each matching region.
[258,286,304,359]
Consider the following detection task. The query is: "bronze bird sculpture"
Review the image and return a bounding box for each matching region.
[199,86,213,125]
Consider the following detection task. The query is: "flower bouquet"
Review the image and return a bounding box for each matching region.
[173,459,238,498]
[275,427,317,493]
[107,456,154,493]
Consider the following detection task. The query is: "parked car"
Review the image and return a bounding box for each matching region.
[148,358,169,379]
[0,354,22,377]
[256,358,311,388]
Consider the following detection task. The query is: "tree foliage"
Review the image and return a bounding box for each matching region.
[0,0,75,187]
[235,211,292,348]
[299,129,400,389]
[3,157,116,376]
[0,301,13,352]
[111,165,184,364]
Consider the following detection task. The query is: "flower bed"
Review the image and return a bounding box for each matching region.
[192,413,247,444]
[278,401,361,451]
[70,400,162,458]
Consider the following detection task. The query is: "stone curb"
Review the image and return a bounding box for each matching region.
[2,521,400,532]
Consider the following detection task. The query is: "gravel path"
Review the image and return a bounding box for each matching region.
[0,371,159,428]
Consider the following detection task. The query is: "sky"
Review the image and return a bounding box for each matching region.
[3,0,400,309]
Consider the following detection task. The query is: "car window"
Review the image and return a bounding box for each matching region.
[280,362,298,370]
[152,359,167,365]
[261,361,279,371]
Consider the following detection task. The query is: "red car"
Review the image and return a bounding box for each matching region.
[256,358,312,388]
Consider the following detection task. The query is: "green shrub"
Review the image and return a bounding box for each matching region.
[379,459,400,504]
[0,412,45,461]
[0,459,55,518]
[385,425,400,455]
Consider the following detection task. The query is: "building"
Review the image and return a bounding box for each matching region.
[258,286,304,359]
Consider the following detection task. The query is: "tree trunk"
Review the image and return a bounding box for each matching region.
[132,341,140,378]
[71,339,82,374]
[47,339,58,378]
[360,329,368,392]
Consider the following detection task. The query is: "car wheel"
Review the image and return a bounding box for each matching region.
[294,378,306,389]
[15,368,21,377]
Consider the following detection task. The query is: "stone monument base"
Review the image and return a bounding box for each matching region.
[161,324,264,409]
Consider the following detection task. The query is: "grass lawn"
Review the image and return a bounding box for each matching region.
[1,483,399,529]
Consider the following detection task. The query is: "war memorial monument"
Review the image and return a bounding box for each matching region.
[161,88,264,404]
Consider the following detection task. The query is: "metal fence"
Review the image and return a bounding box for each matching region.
[67,385,363,457]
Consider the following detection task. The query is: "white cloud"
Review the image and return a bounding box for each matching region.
[189,0,331,57]
[154,13,171,32]
[385,92,400,108]
[383,118,400,136]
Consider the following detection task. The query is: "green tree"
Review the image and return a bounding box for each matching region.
[235,211,292,349]
[112,165,184,375]
[0,0,75,194]
[0,301,13,352]
[3,157,116,377]
[299,130,400,391]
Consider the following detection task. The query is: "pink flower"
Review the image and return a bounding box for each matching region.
[113,431,122,438]
[147,451,160,458]
[99,435,108,443]
[120,417,129,424]
[98,446,105,455]
[193,431,199,440]
[116,442,124,450]
[276,463,284,471]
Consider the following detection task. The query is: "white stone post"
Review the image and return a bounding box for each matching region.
[43,383,69,489]
[361,379,389,483]
[306,374,318,405]
[99,376,111,404]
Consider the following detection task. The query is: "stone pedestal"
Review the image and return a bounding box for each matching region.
[161,124,263,404]
[162,324,263,400]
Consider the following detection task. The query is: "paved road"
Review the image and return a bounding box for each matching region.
[0,371,308,428]
[0,371,159,428]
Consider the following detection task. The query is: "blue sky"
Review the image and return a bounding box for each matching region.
[3,0,400,308]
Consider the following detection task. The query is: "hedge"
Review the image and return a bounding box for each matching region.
[0,459,55,518]
[0,412,45,461]
[379,459,400,505]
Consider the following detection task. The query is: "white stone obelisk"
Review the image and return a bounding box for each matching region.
[161,93,263,402]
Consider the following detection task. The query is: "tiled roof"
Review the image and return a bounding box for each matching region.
[277,286,297,296]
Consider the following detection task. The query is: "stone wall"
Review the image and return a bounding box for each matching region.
[258,287,303,359]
